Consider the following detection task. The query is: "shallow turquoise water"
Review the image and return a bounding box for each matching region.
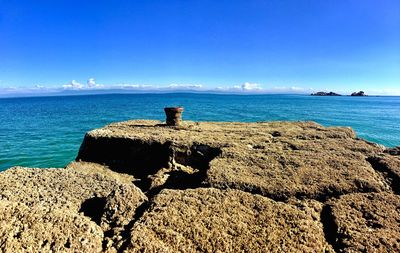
[1,93,399,171]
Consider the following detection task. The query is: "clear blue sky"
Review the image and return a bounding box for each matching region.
[0,0,399,94]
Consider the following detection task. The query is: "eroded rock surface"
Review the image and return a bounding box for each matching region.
[126,188,334,253]
[0,166,135,212]
[0,201,103,253]
[385,146,400,156]
[0,166,147,252]
[1,120,398,252]
[326,192,400,252]
[66,161,135,185]
[367,155,400,194]
[77,120,388,200]
[101,184,147,251]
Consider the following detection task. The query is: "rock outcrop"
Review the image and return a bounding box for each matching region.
[351,91,367,96]
[77,120,387,201]
[311,91,342,96]
[0,119,399,252]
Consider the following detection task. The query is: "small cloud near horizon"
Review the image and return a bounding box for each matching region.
[87,78,96,88]
[242,82,262,91]
[168,83,203,89]
[62,80,84,89]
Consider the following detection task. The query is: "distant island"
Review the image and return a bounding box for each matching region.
[311,91,342,96]
[351,91,367,96]
[311,91,367,96]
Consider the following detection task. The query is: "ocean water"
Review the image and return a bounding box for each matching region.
[0,93,399,171]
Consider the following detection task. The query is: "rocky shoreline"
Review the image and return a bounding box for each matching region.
[0,120,399,252]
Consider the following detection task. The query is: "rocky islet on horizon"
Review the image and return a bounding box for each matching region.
[311,91,342,96]
[311,91,368,96]
[351,91,367,96]
[0,119,399,252]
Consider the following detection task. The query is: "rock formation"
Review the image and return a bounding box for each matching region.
[385,146,400,156]
[311,91,342,96]
[351,91,367,96]
[0,120,399,252]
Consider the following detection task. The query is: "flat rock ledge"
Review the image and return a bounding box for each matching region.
[126,188,333,252]
[0,120,399,252]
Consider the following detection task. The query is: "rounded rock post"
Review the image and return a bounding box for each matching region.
[164,107,184,126]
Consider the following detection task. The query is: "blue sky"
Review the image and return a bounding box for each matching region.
[0,0,399,95]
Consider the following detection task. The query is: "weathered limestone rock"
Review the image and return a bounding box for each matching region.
[326,192,400,252]
[66,161,135,185]
[385,146,400,156]
[77,120,388,200]
[0,166,147,252]
[0,201,103,253]
[101,184,147,251]
[125,188,334,253]
[367,155,400,194]
[0,167,137,212]
[1,120,398,252]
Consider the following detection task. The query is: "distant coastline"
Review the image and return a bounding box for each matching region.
[1,89,399,99]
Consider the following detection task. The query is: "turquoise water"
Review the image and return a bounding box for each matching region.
[1,93,399,171]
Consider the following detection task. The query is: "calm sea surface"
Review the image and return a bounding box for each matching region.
[1,93,399,171]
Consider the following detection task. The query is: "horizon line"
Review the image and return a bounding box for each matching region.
[1,89,399,99]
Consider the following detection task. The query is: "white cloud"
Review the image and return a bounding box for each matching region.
[119,84,154,89]
[363,88,400,96]
[167,83,203,89]
[87,78,96,88]
[215,83,263,92]
[63,80,83,89]
[241,82,262,91]
[267,86,311,93]
[214,83,315,94]
[215,85,241,92]
[85,78,105,89]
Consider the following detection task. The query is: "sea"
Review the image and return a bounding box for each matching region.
[0,93,399,171]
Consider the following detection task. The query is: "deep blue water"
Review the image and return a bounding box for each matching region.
[1,93,399,171]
